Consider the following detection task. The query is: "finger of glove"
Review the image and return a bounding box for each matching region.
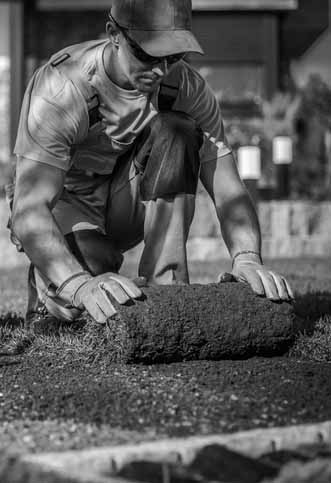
[269,271,292,301]
[235,268,265,296]
[218,272,237,283]
[282,276,295,300]
[97,285,119,316]
[84,285,117,323]
[100,280,132,305]
[82,297,109,324]
[256,270,281,300]
[106,274,142,299]
[132,276,148,288]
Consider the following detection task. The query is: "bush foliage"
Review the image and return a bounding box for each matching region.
[224,74,331,200]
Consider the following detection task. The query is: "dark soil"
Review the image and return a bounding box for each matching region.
[1,351,331,453]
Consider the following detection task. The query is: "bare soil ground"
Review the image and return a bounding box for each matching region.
[0,258,331,455]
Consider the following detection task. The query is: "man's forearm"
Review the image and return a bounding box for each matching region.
[12,204,84,287]
[217,191,262,261]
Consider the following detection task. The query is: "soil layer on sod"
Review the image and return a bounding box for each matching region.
[81,283,297,363]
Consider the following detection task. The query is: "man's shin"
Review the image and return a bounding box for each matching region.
[138,193,195,285]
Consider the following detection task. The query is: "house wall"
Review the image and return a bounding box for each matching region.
[0,3,9,57]
[0,3,10,161]
[191,11,278,98]
[25,9,107,63]
[24,8,278,98]
[291,29,331,87]
[280,0,329,60]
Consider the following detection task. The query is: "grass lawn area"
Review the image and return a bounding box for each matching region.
[0,257,331,454]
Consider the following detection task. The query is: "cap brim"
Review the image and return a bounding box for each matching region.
[129,29,204,57]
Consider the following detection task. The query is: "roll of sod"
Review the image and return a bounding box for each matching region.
[104,282,299,364]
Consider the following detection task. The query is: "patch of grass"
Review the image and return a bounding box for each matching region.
[0,315,130,364]
[0,266,27,316]
[289,316,331,362]
[0,327,33,356]
[1,258,331,364]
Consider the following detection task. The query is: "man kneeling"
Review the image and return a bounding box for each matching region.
[10,0,293,327]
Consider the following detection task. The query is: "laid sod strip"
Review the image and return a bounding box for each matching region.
[1,283,299,363]
[100,283,299,363]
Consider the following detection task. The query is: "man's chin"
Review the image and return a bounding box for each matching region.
[134,79,161,94]
[137,85,159,94]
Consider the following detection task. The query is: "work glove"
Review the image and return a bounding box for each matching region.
[56,271,145,324]
[218,252,294,302]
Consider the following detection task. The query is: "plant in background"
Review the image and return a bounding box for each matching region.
[223,74,331,200]
[224,91,300,191]
[292,74,331,200]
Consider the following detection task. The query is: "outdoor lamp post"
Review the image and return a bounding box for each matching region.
[237,145,261,206]
[273,136,293,199]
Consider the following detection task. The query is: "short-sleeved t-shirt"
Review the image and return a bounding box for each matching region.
[14,39,231,176]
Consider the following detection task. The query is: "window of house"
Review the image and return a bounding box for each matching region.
[192,61,266,101]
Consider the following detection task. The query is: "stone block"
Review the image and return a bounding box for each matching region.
[270,202,291,239]
[258,203,272,237]
[187,237,228,261]
[288,202,311,237]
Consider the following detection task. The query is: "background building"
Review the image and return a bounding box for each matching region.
[0,0,331,260]
[1,0,329,152]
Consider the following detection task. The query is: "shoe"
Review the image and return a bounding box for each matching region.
[26,263,81,333]
[25,301,63,335]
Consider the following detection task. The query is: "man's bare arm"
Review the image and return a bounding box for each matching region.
[200,153,294,301]
[200,153,261,261]
[12,156,84,287]
[12,156,143,323]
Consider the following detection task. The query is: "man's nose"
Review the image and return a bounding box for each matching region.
[162,58,169,74]
[155,58,168,76]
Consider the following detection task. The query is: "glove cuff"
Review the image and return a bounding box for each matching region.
[232,250,262,268]
[55,271,92,306]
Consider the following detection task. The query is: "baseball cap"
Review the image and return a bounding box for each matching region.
[110,0,204,57]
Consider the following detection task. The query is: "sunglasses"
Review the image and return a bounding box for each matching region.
[109,14,185,66]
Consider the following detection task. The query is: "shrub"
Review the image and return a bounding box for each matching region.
[223,74,331,200]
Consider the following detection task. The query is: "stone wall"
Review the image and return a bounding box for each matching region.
[188,194,331,260]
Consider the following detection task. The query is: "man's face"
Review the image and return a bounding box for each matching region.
[117,30,184,94]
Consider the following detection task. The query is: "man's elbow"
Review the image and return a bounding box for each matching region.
[11,206,28,243]
[11,202,41,243]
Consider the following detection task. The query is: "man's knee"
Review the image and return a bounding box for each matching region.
[150,111,203,150]
[137,112,203,201]
[65,230,123,276]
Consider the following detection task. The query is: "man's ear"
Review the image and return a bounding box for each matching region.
[106,20,120,46]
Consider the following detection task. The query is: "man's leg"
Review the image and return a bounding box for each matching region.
[107,111,203,285]
[139,194,195,284]
[28,110,203,323]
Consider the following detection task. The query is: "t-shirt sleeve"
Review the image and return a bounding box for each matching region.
[173,63,232,163]
[14,65,88,171]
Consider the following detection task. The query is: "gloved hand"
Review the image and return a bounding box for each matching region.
[218,254,294,302]
[56,271,145,324]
